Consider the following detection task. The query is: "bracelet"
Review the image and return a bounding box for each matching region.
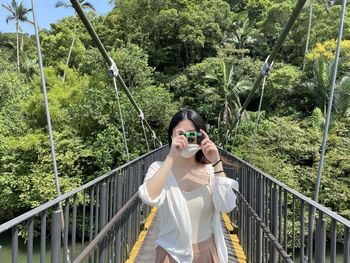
[214,170,224,174]
[212,159,222,167]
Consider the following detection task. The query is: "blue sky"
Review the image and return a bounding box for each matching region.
[0,0,113,34]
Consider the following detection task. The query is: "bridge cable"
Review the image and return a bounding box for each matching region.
[30,0,70,262]
[69,0,162,149]
[139,111,150,151]
[302,0,313,71]
[308,0,347,261]
[249,56,274,163]
[232,0,308,128]
[30,0,61,202]
[109,58,130,161]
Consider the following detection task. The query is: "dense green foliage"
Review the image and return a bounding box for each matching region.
[1,0,349,231]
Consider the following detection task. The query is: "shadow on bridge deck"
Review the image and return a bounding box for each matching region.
[126,207,247,263]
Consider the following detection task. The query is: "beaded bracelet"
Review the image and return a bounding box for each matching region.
[212,159,222,167]
[214,170,224,174]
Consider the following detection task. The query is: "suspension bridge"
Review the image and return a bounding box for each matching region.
[0,0,349,262]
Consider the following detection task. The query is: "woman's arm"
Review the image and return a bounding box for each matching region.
[140,128,187,204]
[145,155,175,200]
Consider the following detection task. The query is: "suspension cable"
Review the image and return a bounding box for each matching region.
[30,0,62,205]
[249,56,274,163]
[307,1,348,261]
[69,0,162,148]
[139,111,150,152]
[30,0,70,261]
[109,59,130,161]
[232,0,307,127]
[302,0,313,71]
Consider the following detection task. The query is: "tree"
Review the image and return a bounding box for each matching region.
[205,59,252,146]
[1,0,32,71]
[55,0,95,81]
[302,58,350,119]
[222,17,256,57]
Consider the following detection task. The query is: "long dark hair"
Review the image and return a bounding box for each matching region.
[167,109,209,164]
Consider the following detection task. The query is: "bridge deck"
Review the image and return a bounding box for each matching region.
[127,208,246,263]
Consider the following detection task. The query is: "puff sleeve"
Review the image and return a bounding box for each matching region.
[138,161,166,207]
[212,174,239,213]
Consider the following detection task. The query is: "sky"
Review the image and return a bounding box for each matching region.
[0,0,113,34]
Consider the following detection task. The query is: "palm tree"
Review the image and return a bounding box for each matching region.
[303,58,350,118]
[55,0,95,82]
[1,0,32,71]
[20,51,39,79]
[333,76,350,118]
[206,60,252,144]
[222,18,255,57]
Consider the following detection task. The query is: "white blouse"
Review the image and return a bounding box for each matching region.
[138,161,239,263]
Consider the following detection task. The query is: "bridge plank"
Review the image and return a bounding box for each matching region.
[133,212,244,263]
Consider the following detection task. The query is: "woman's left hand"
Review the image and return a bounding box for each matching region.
[199,129,220,164]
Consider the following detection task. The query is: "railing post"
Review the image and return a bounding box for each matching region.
[330,219,337,263]
[344,227,349,263]
[12,226,18,263]
[72,195,78,261]
[271,187,278,263]
[307,205,314,263]
[40,211,46,263]
[99,183,107,263]
[300,200,305,263]
[315,212,326,263]
[27,217,34,263]
[256,175,263,263]
[51,209,62,263]
[246,167,251,263]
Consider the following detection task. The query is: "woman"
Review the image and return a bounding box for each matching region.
[138,109,238,263]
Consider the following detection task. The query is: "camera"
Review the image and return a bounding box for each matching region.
[180,131,203,145]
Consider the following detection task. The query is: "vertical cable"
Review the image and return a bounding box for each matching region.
[30,0,61,200]
[112,77,130,161]
[249,76,267,163]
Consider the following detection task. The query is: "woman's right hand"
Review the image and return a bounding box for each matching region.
[167,128,188,160]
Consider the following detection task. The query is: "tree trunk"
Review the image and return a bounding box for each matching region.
[63,20,77,82]
[16,20,20,72]
[20,28,24,52]
[223,99,228,127]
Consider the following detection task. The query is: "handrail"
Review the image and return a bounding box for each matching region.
[73,192,139,263]
[236,191,293,263]
[0,145,168,233]
[219,147,350,227]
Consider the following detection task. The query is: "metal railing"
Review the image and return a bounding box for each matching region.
[1,146,350,263]
[0,146,169,263]
[220,148,350,263]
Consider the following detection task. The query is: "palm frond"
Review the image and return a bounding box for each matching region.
[1,3,14,14]
[55,1,71,9]
[81,2,96,11]
[5,15,16,24]
[311,107,324,128]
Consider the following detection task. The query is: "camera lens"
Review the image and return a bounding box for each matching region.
[188,137,195,143]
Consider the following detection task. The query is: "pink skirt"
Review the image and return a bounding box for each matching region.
[155,235,220,263]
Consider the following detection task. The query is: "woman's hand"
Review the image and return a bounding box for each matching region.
[167,128,188,160]
[200,129,220,164]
